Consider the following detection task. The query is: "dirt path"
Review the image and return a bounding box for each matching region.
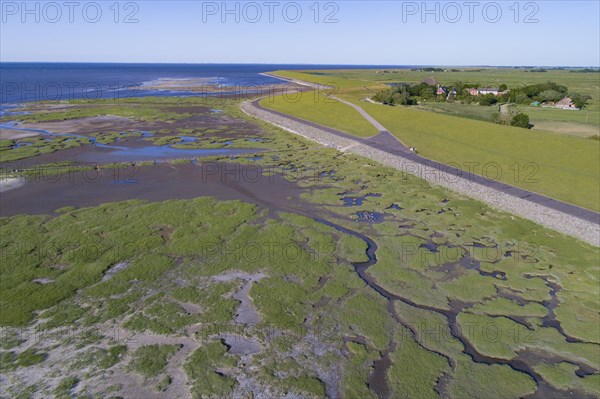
[328,95,389,133]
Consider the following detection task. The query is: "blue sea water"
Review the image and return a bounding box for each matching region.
[0,62,413,104]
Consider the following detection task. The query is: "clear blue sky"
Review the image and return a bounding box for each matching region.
[1,1,598,66]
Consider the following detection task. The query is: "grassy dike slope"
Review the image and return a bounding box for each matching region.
[265,70,600,212]
[260,92,379,138]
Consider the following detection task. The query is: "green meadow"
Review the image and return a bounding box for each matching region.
[269,68,600,130]
[265,69,600,211]
[360,101,600,211]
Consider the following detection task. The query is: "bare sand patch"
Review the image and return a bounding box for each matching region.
[102,261,130,282]
[221,334,262,355]
[142,78,283,94]
[0,128,39,140]
[0,177,26,193]
[178,302,202,315]
[32,278,55,285]
[213,271,267,326]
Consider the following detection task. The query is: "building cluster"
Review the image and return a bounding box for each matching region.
[421,78,579,110]
[466,87,509,96]
[533,97,580,110]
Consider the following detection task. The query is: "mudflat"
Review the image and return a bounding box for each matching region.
[0,162,308,216]
[19,115,138,134]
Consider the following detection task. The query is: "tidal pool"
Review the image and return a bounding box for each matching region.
[341,193,382,207]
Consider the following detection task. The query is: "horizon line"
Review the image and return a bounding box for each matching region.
[1,61,599,69]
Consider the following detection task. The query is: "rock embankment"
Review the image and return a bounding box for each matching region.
[241,100,600,247]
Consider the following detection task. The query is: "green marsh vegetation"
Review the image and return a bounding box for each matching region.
[1,95,598,398]
[0,96,271,166]
[53,376,78,399]
[235,112,600,397]
[184,342,237,398]
[2,97,199,124]
[129,344,181,378]
[0,196,394,397]
[0,136,90,162]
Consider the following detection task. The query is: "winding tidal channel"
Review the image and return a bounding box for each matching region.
[2,105,597,399]
[219,175,597,399]
[314,217,596,399]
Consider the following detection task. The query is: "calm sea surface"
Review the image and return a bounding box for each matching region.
[0,63,414,104]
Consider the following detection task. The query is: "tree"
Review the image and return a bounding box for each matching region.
[479,94,498,106]
[420,87,435,100]
[452,81,465,92]
[515,93,529,103]
[569,93,591,109]
[539,90,563,102]
[392,92,411,105]
[497,92,510,103]
[510,113,530,128]
[373,89,393,104]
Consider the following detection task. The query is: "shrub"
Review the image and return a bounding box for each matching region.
[156,375,172,392]
[479,94,498,106]
[185,342,237,398]
[510,113,531,129]
[54,376,79,399]
[129,344,181,378]
[16,348,47,367]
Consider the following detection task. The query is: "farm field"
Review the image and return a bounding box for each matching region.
[271,68,600,133]
[264,70,600,211]
[411,102,599,137]
[1,96,598,398]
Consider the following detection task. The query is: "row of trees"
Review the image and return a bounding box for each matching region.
[508,81,590,108]
[372,81,509,106]
[374,80,590,109]
[372,83,430,105]
[373,82,533,129]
